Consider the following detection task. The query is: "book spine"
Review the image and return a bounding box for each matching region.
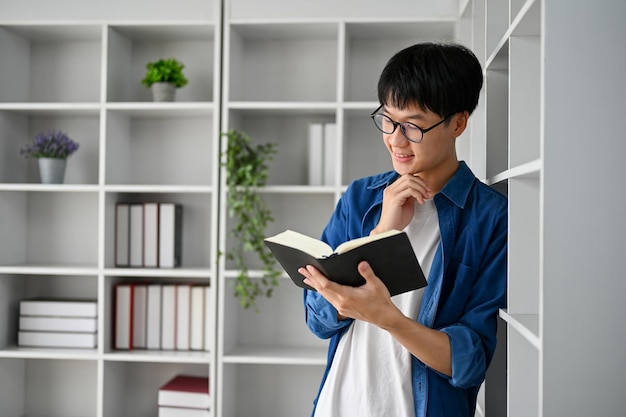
[176,285,191,351]
[323,122,337,186]
[146,284,163,349]
[159,203,183,268]
[308,123,324,186]
[129,204,144,267]
[204,285,212,352]
[115,202,130,267]
[18,331,97,348]
[143,202,160,268]
[19,316,98,333]
[158,375,210,409]
[190,285,205,351]
[161,285,177,350]
[132,285,148,348]
[20,300,98,317]
[114,284,134,350]
[158,406,211,417]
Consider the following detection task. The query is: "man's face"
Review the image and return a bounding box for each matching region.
[380,103,460,178]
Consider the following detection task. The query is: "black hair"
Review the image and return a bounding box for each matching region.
[377,42,483,117]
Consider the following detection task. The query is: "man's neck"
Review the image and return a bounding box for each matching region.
[418,159,459,195]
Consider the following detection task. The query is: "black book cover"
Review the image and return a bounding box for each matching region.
[265,231,427,297]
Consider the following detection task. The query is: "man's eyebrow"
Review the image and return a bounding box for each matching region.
[383,107,427,121]
[406,113,427,121]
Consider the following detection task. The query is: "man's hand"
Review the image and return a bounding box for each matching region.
[300,260,452,376]
[299,261,402,327]
[371,174,431,234]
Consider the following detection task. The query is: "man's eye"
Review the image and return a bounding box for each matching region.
[403,123,420,131]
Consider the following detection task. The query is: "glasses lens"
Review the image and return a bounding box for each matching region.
[372,113,424,143]
[400,123,423,143]
[374,114,394,134]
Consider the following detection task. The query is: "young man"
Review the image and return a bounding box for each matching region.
[299,42,507,417]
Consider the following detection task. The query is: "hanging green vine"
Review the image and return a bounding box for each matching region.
[222,129,281,309]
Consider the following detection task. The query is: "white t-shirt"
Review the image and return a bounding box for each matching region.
[314,199,440,417]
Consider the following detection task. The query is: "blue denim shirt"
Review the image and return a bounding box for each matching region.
[304,161,507,417]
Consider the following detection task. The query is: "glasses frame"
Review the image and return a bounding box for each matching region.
[370,104,451,144]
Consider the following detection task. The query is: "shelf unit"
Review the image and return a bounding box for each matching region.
[8,1,626,416]
[0,1,222,415]
[462,1,543,415]
[462,0,626,416]
[217,2,462,416]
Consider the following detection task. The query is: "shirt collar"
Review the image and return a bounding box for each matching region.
[365,161,475,209]
[438,161,474,209]
[367,170,400,190]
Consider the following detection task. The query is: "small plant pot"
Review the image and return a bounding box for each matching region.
[151,82,177,102]
[38,157,67,184]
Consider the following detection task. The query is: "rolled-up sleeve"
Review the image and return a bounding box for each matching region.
[304,289,353,339]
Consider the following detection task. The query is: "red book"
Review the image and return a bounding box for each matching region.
[114,283,134,350]
[158,375,210,409]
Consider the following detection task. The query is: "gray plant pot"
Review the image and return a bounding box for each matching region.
[38,157,67,184]
[151,82,177,102]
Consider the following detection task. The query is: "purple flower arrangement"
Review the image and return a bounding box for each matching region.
[21,130,79,159]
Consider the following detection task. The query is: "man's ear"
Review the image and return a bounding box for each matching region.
[452,111,469,138]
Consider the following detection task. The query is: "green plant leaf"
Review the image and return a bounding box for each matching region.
[141,58,189,88]
[222,129,280,310]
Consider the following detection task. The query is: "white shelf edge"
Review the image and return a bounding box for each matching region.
[258,185,339,194]
[499,309,541,350]
[0,184,100,192]
[227,101,337,110]
[225,185,341,194]
[486,158,541,185]
[106,102,213,112]
[0,102,102,111]
[484,0,539,69]
[103,350,211,363]
[228,16,457,25]
[0,264,98,275]
[222,346,326,366]
[104,20,216,26]
[0,19,215,26]
[342,101,379,110]
[458,0,471,17]
[0,184,214,193]
[104,268,212,278]
[0,346,99,360]
[222,269,289,279]
[228,101,383,110]
[104,185,213,194]
[509,0,539,35]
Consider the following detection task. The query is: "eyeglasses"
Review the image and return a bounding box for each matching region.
[370,104,451,144]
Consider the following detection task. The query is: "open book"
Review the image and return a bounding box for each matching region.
[264,229,427,297]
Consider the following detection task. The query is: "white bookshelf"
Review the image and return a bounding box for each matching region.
[462,0,626,416]
[6,1,626,416]
[0,0,221,415]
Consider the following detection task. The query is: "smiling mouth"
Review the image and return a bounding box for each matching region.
[394,152,414,160]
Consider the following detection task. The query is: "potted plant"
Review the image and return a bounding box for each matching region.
[222,129,281,309]
[21,129,79,184]
[141,58,189,102]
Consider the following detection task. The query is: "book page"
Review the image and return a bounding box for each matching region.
[265,230,333,258]
[334,229,401,255]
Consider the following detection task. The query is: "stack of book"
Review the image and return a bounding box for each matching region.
[18,299,98,348]
[114,283,212,351]
[115,202,183,268]
[307,122,337,186]
[158,375,210,417]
